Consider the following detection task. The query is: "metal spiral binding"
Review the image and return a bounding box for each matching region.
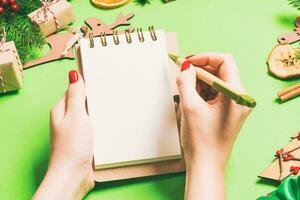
[100,32,107,46]
[88,26,157,47]
[112,30,119,45]
[137,28,144,42]
[89,32,94,48]
[125,29,132,44]
[149,26,157,41]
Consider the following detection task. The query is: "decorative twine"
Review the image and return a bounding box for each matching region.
[32,0,60,31]
[0,27,23,93]
[0,72,5,93]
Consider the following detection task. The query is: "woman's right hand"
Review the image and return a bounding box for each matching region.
[177,53,252,200]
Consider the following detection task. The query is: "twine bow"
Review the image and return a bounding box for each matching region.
[33,0,60,31]
[0,28,23,93]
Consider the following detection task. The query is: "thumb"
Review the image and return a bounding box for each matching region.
[176,64,207,112]
[66,70,87,115]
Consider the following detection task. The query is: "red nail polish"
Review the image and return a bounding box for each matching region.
[185,54,195,59]
[181,60,191,72]
[69,70,78,83]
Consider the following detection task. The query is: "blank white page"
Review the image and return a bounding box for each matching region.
[79,30,181,169]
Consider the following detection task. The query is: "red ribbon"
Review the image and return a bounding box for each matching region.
[276,148,284,156]
[283,153,294,161]
[290,166,300,175]
[32,0,60,31]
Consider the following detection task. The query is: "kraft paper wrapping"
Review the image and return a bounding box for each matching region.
[28,0,75,37]
[0,41,23,93]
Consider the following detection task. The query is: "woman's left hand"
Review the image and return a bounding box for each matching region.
[33,70,95,200]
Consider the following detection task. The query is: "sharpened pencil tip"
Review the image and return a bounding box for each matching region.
[240,94,257,108]
[168,54,180,63]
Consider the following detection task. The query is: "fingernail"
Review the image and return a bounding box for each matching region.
[69,70,78,84]
[181,60,191,72]
[185,54,195,59]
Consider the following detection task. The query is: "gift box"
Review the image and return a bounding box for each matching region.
[0,41,23,93]
[28,0,75,37]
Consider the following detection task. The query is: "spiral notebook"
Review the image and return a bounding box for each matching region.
[78,29,182,171]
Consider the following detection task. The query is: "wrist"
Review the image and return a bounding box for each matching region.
[33,157,94,200]
[184,147,228,172]
[186,156,225,173]
[184,154,226,200]
[46,156,94,199]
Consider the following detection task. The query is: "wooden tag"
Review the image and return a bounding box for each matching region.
[259,134,300,181]
[23,13,136,69]
[85,13,135,36]
[23,32,75,69]
[278,17,300,44]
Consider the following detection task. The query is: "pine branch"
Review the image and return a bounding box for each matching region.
[4,16,45,63]
[288,0,300,9]
[135,0,151,6]
[0,0,45,63]
[134,0,174,6]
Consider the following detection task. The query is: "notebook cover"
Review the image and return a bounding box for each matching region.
[76,32,185,182]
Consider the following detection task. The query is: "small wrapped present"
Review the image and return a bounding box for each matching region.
[28,0,75,37]
[0,41,23,93]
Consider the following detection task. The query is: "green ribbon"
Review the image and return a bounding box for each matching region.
[257,176,300,200]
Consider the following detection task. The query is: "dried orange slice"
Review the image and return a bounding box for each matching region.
[268,44,300,79]
[91,0,131,8]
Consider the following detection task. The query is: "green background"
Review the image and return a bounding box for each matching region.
[0,0,299,199]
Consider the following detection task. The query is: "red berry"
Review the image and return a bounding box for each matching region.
[276,148,284,156]
[290,166,300,175]
[0,6,4,14]
[10,3,18,12]
[1,0,8,5]
[8,0,16,4]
